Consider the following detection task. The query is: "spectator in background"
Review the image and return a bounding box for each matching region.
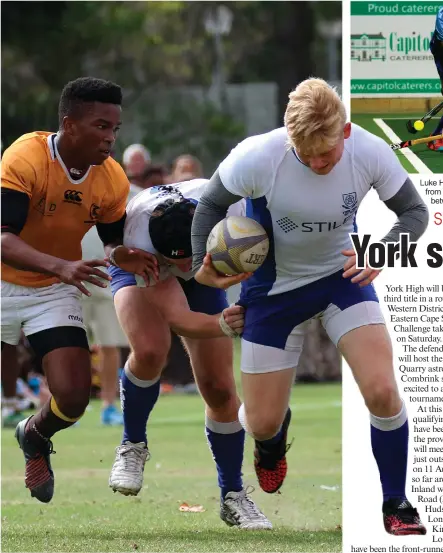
[142,164,167,189]
[169,154,203,183]
[122,143,152,199]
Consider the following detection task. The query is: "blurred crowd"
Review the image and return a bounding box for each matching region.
[1,143,341,429]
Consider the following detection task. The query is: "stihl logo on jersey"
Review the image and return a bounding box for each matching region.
[277,217,343,233]
[171,250,185,256]
[64,190,83,204]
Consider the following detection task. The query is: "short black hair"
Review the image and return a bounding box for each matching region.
[58,77,122,125]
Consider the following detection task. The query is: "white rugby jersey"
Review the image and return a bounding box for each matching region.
[218,124,408,297]
[125,179,244,283]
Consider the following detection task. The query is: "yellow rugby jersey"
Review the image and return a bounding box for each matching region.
[1,132,130,287]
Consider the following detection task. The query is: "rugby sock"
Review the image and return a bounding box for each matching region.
[25,397,82,446]
[205,416,244,499]
[370,400,408,502]
[120,361,160,445]
[259,428,284,446]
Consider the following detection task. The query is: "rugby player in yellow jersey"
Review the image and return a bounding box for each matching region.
[1,77,244,503]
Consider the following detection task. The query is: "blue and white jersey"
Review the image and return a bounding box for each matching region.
[125,179,244,283]
[219,124,408,299]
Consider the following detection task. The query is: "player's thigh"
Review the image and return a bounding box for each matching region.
[89,298,128,348]
[239,288,313,425]
[240,314,308,432]
[181,278,235,392]
[322,297,400,413]
[26,324,91,413]
[241,339,299,429]
[184,336,236,403]
[339,324,400,412]
[113,285,171,362]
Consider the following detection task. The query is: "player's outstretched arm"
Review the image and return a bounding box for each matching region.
[168,303,244,339]
[1,189,110,296]
[97,217,159,285]
[2,234,111,297]
[144,275,244,339]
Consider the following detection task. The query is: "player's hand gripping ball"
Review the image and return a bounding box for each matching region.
[206,216,269,275]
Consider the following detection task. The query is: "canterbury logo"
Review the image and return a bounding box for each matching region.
[64,190,82,203]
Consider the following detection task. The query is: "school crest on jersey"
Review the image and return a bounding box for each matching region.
[342,192,358,223]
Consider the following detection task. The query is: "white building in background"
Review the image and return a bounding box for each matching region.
[351,33,387,61]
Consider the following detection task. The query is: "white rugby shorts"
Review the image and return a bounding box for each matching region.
[1,280,85,345]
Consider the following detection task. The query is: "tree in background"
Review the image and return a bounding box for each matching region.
[1,1,341,157]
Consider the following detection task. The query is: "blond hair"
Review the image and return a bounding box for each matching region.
[284,78,347,155]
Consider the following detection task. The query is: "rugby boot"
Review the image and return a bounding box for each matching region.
[109,441,150,496]
[220,487,273,530]
[254,408,292,494]
[15,416,55,503]
[383,498,426,535]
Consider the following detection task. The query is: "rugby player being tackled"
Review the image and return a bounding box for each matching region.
[107,180,272,530]
[191,78,429,536]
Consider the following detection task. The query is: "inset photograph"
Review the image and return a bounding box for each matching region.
[351,0,443,173]
[1,3,343,553]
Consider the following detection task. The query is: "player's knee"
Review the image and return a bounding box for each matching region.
[132,347,168,377]
[199,378,235,410]
[244,410,282,441]
[364,382,400,416]
[52,388,90,419]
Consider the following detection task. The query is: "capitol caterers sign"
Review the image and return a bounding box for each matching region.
[351,1,442,97]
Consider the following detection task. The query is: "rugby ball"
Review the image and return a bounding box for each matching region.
[206,216,269,275]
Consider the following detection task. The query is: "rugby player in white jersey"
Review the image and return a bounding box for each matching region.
[191,78,429,535]
[107,180,272,530]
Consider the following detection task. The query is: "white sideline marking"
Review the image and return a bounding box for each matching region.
[374,118,432,174]
[150,400,342,425]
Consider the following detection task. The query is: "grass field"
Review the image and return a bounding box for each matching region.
[352,114,443,174]
[1,383,342,553]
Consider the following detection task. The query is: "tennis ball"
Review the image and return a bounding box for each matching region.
[414,120,425,131]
